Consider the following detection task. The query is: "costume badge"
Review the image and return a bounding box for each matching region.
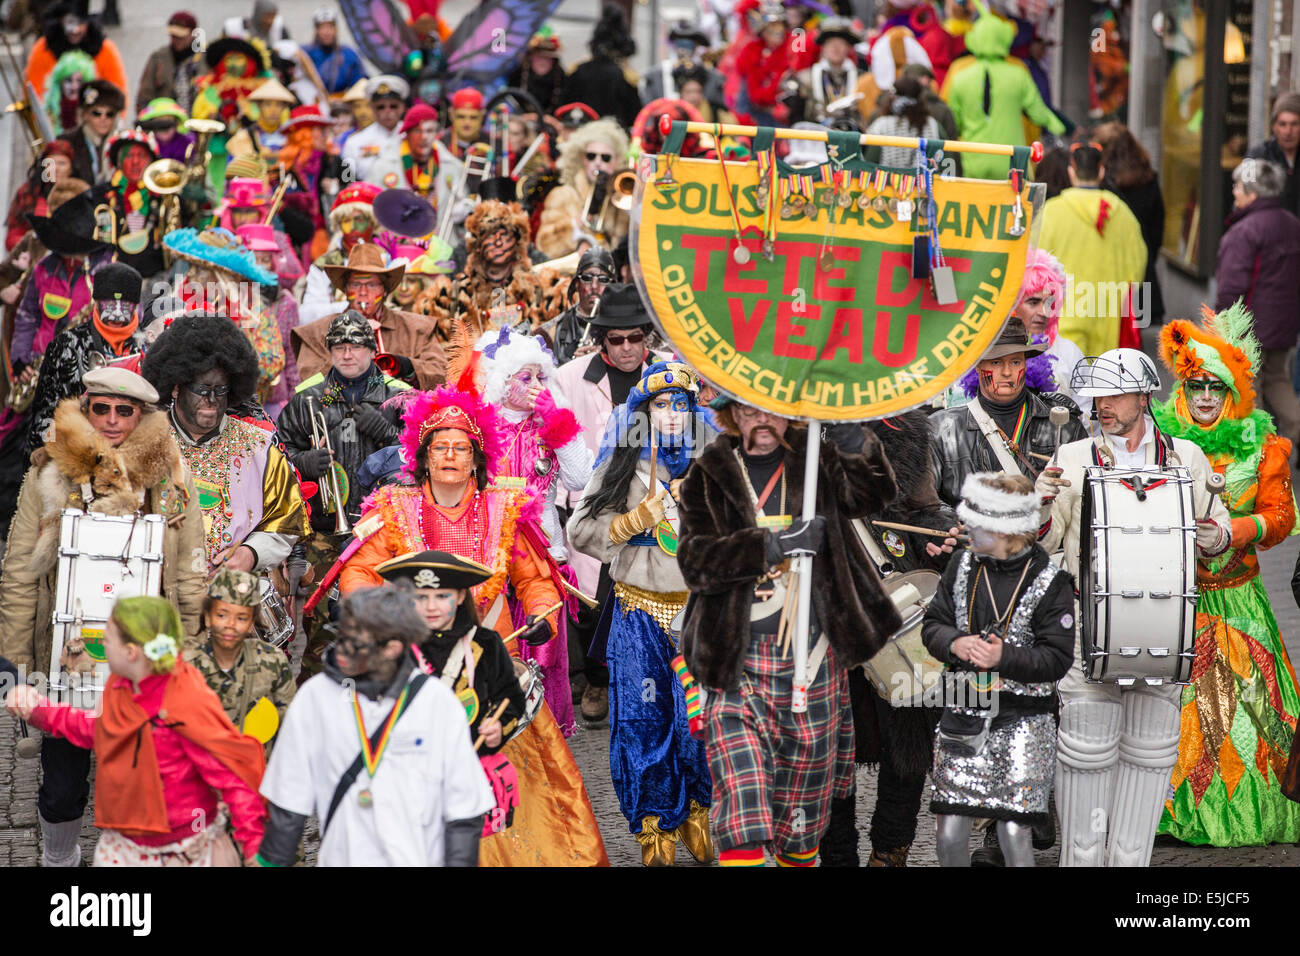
[757,514,792,530]
[41,293,72,320]
[1060,612,1074,630]
[655,519,678,556]
[459,687,479,723]
[883,530,906,557]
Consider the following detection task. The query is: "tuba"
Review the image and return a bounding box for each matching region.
[144,158,186,262]
[183,118,225,186]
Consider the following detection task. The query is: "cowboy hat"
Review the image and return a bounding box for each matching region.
[980,315,1047,361]
[322,241,405,294]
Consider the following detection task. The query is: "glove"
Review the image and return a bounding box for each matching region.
[389,354,416,383]
[1195,517,1231,556]
[533,388,558,418]
[296,447,333,480]
[608,492,667,544]
[823,421,866,455]
[765,516,827,565]
[1034,465,1069,521]
[519,614,553,646]
[353,404,396,443]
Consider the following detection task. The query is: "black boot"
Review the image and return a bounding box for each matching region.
[969,822,1005,867]
[1032,794,1057,850]
[819,794,860,867]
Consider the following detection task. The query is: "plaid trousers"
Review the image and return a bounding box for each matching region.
[705,632,854,857]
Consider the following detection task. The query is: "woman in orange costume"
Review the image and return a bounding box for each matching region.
[341,385,608,866]
[1154,301,1300,846]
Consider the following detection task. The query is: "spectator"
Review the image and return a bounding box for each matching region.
[865,75,944,169]
[1037,143,1146,357]
[24,0,128,113]
[1034,146,1070,199]
[137,12,202,111]
[1096,122,1166,327]
[1214,158,1300,446]
[302,7,367,96]
[1245,92,1300,218]
[5,139,74,253]
[563,4,641,131]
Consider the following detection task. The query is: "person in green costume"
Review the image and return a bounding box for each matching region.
[943,0,1063,180]
[1154,300,1300,846]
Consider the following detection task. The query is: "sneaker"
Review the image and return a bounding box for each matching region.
[581,685,608,722]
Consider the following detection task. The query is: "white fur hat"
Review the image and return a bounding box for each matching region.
[474,327,569,408]
[956,472,1040,536]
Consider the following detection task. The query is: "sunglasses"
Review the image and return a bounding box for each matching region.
[88,108,117,118]
[429,441,474,458]
[577,272,612,285]
[585,152,614,163]
[89,401,138,418]
[185,382,230,401]
[604,331,645,346]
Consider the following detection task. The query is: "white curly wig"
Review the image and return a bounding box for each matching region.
[557,118,630,189]
[474,327,570,408]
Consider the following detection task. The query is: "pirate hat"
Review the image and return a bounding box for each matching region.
[375,550,493,590]
[205,36,269,71]
[980,315,1047,361]
[26,191,109,256]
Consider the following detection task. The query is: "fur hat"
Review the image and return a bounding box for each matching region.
[472,326,565,407]
[956,472,1040,537]
[92,261,143,303]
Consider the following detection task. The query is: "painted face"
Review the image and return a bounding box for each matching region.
[345,274,386,317]
[96,298,135,327]
[208,598,257,653]
[330,341,375,379]
[504,364,543,411]
[425,427,476,488]
[120,143,152,182]
[582,140,615,182]
[976,354,1027,402]
[648,390,691,439]
[407,119,437,160]
[86,394,141,447]
[412,587,462,630]
[1095,392,1147,437]
[225,53,249,79]
[61,72,84,100]
[733,403,789,453]
[174,366,230,437]
[62,15,87,43]
[1015,294,1053,336]
[451,107,483,142]
[1186,377,1229,425]
[480,226,518,268]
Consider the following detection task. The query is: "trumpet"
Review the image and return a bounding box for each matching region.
[308,397,352,535]
[610,169,637,211]
[5,362,39,412]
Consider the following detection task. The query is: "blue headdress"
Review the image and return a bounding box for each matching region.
[163,227,277,286]
[594,360,716,476]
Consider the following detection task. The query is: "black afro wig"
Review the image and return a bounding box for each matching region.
[141,314,260,408]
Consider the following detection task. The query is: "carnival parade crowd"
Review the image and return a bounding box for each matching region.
[1,0,1300,869]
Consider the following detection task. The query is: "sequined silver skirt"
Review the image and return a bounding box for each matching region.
[930,713,1056,823]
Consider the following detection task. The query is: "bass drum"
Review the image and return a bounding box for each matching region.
[1079,465,1197,684]
[861,569,943,707]
[257,576,296,648]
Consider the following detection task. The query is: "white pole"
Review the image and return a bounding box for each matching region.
[791,422,820,713]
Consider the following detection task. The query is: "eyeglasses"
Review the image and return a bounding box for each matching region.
[89,401,138,418]
[185,382,230,402]
[429,441,475,458]
[604,331,645,346]
[577,272,612,285]
[346,277,385,292]
[1186,380,1229,395]
[585,152,614,163]
[88,108,117,118]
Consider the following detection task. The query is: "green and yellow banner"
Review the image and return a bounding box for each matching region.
[631,130,1043,420]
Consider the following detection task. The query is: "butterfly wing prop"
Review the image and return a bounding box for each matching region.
[444,0,564,96]
[339,0,421,75]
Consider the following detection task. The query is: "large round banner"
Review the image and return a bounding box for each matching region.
[631,133,1044,421]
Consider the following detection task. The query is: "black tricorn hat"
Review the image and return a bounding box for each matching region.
[373,187,437,238]
[980,315,1047,361]
[206,36,269,71]
[590,282,653,329]
[375,550,493,590]
[478,176,518,203]
[26,191,109,257]
[92,261,143,302]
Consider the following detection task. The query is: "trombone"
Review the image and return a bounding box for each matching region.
[582,169,637,240]
[308,397,352,535]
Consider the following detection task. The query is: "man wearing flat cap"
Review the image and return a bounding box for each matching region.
[26,261,146,456]
[340,74,409,186]
[292,242,446,389]
[0,365,206,867]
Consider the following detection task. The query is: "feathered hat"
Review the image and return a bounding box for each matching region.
[398,386,507,481]
[1159,299,1260,417]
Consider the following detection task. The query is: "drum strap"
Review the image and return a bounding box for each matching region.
[966,400,1024,478]
[439,629,475,691]
[806,633,830,682]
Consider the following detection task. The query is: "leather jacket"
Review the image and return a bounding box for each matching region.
[928,389,1087,508]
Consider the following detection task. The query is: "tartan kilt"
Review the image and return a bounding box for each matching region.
[704,632,853,857]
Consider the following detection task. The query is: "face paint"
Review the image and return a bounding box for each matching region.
[96,299,134,327]
[649,391,691,440]
[1186,378,1228,425]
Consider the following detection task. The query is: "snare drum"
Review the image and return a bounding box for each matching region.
[1079,466,1197,684]
[508,658,546,741]
[861,569,944,707]
[257,577,295,648]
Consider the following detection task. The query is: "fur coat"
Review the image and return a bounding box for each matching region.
[0,401,207,674]
[535,172,630,261]
[677,426,902,691]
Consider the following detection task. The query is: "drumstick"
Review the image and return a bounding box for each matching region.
[473,698,511,752]
[871,520,969,542]
[503,601,565,642]
[1204,472,1226,518]
[560,578,599,608]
